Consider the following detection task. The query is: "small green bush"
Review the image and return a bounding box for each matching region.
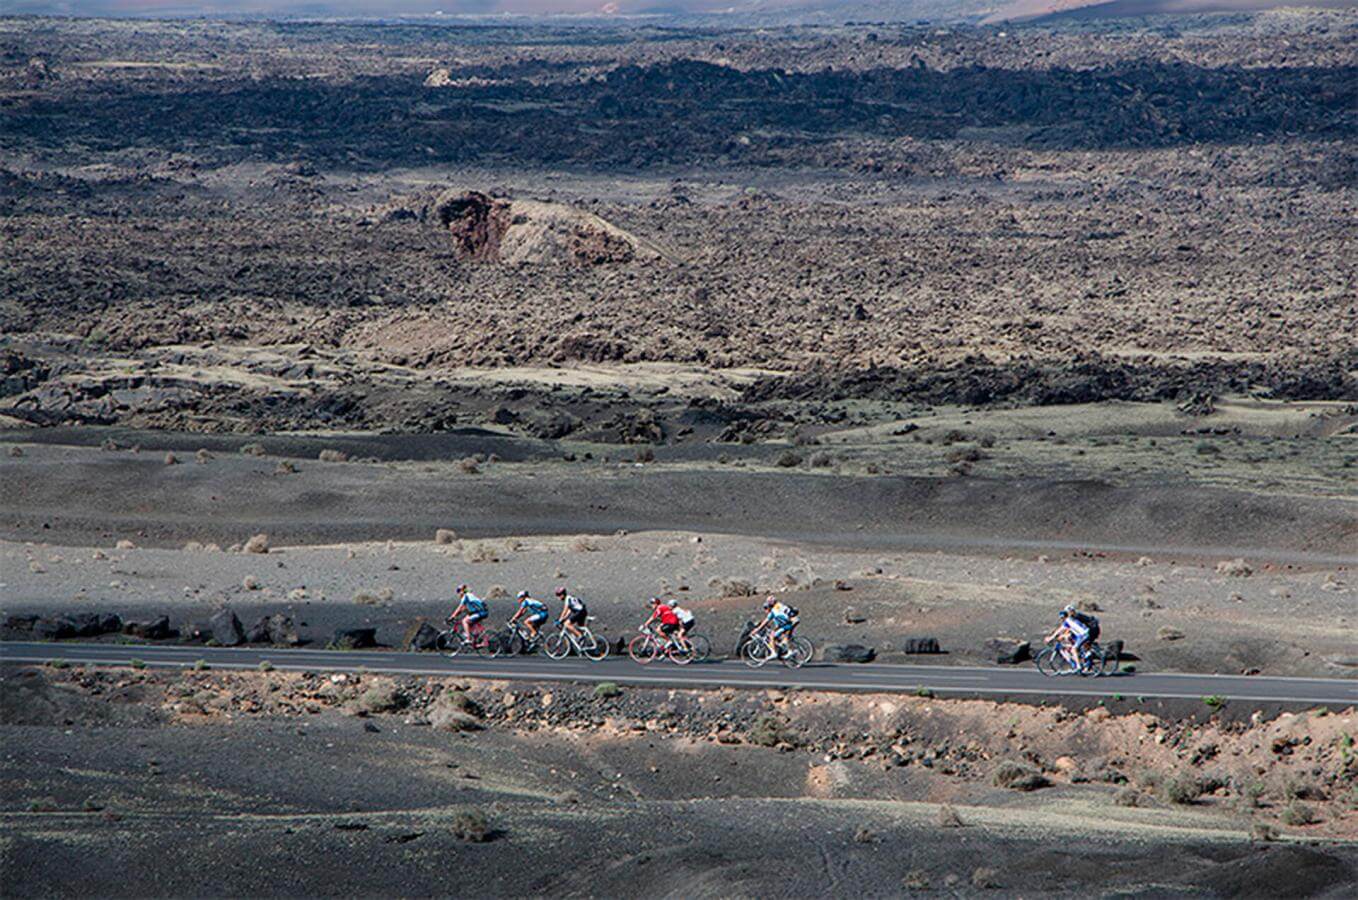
[46,659,69,669]
[451,809,492,843]
[258,661,274,672]
[192,659,208,671]
[593,682,622,700]
[1164,774,1206,805]
[129,659,146,670]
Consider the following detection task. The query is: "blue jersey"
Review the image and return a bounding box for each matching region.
[462,593,487,616]
[520,598,548,618]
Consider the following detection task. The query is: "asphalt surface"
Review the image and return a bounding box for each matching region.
[3,642,1355,705]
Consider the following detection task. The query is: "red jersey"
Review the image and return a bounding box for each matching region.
[656,604,680,626]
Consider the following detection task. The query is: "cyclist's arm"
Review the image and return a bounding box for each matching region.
[509,605,523,622]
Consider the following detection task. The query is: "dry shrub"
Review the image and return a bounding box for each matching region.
[8,446,24,458]
[355,684,404,715]
[809,452,833,468]
[163,452,179,466]
[991,760,1049,792]
[1280,802,1319,826]
[464,543,499,564]
[242,576,260,591]
[720,579,755,597]
[635,446,655,463]
[775,450,803,468]
[353,591,381,606]
[434,528,458,545]
[1164,773,1206,805]
[486,585,509,600]
[1251,822,1280,842]
[1114,788,1144,807]
[903,871,930,891]
[571,536,600,553]
[243,533,270,554]
[115,539,136,550]
[451,810,492,843]
[853,827,877,844]
[458,456,480,474]
[1158,626,1185,641]
[240,443,266,457]
[971,868,1001,889]
[936,805,963,828]
[749,715,795,748]
[274,460,298,474]
[318,449,349,463]
[1216,558,1253,577]
[945,446,986,464]
[195,448,212,464]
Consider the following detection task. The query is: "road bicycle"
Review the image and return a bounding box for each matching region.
[435,619,493,657]
[489,620,547,657]
[684,632,713,663]
[543,618,609,661]
[743,629,814,669]
[1035,637,1118,677]
[628,626,695,665]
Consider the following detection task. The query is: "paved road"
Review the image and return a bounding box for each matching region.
[4,641,1355,706]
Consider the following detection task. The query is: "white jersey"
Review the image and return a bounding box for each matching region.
[672,605,695,625]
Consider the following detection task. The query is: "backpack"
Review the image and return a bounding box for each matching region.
[464,595,486,616]
[1071,610,1100,639]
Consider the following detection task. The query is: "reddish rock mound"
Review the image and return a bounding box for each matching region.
[433,190,664,266]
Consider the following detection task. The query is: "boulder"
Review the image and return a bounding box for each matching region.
[209,608,245,647]
[245,614,300,646]
[842,607,867,624]
[331,627,377,650]
[69,612,122,636]
[124,615,173,640]
[823,643,876,663]
[901,637,942,654]
[32,616,76,640]
[407,622,441,652]
[986,638,1031,665]
[4,614,38,632]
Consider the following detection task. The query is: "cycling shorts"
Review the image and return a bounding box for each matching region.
[466,611,487,624]
[658,621,678,635]
[566,608,588,626]
[525,613,547,626]
[772,617,795,635]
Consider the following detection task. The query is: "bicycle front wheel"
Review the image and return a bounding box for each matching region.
[628,634,658,665]
[544,633,571,660]
[667,642,695,666]
[743,639,771,669]
[1035,646,1063,677]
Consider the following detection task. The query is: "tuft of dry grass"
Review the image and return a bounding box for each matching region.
[243,533,270,554]
[240,443,266,457]
[318,449,349,463]
[434,528,458,545]
[936,804,963,828]
[991,760,1049,792]
[451,810,493,843]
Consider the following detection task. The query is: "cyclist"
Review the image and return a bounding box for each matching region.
[556,586,588,640]
[448,584,488,643]
[510,590,550,641]
[1046,604,1098,672]
[754,596,799,657]
[643,597,682,649]
[671,601,696,650]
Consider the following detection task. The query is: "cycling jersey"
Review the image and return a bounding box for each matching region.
[520,598,548,620]
[1063,615,1090,645]
[656,604,680,627]
[462,594,487,619]
[769,602,797,624]
[564,594,585,613]
[673,606,694,625]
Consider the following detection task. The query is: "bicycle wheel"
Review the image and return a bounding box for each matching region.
[667,641,695,666]
[689,634,711,662]
[628,634,658,665]
[743,639,771,669]
[786,636,814,669]
[544,632,571,660]
[435,631,456,654]
[583,630,609,661]
[1034,646,1064,677]
[486,631,512,658]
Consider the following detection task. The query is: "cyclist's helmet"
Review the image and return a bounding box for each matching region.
[1061,604,1077,616]
[763,597,776,610]
[457,583,468,593]
[649,597,661,606]
[517,590,530,600]
[555,586,567,598]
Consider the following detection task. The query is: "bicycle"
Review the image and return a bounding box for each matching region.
[435,619,493,657]
[628,626,695,665]
[1035,637,1117,677]
[544,618,609,661]
[743,627,813,669]
[490,620,546,657]
[684,632,713,663]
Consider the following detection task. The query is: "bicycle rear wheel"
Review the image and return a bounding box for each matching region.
[786,636,814,669]
[667,642,695,666]
[689,634,712,662]
[628,634,658,665]
[583,630,609,661]
[544,633,571,660]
